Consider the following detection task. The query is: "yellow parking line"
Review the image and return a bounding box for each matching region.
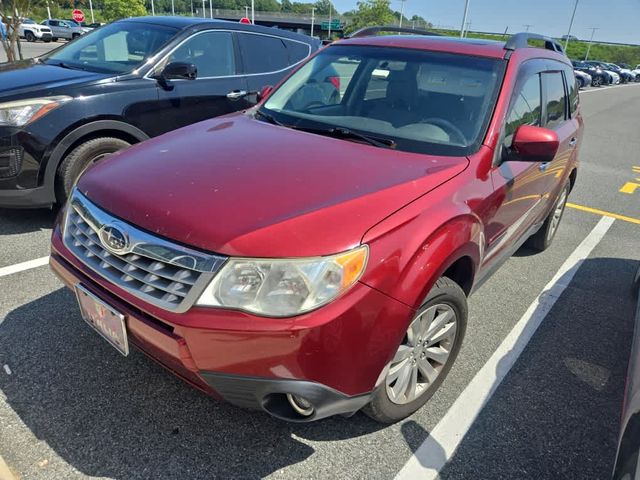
[566,202,640,225]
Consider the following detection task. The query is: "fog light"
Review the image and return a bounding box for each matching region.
[0,148,23,178]
[286,394,314,417]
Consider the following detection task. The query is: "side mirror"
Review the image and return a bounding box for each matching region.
[509,125,559,163]
[257,85,274,102]
[160,62,197,81]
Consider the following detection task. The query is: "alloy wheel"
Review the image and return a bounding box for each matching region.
[547,187,568,242]
[386,304,457,405]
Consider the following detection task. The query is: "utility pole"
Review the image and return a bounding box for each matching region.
[564,0,579,51]
[328,4,332,39]
[88,0,94,22]
[201,0,205,18]
[151,0,155,16]
[460,0,470,39]
[191,0,194,17]
[46,1,52,19]
[311,7,315,37]
[524,24,532,32]
[399,0,406,28]
[210,0,213,18]
[245,6,249,17]
[584,27,599,61]
[171,0,175,15]
[251,0,255,24]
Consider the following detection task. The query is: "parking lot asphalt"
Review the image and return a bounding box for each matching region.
[0,41,61,63]
[0,84,639,479]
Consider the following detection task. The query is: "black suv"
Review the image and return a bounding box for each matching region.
[571,60,608,87]
[0,17,319,208]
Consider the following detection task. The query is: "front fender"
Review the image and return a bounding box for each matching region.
[361,210,483,309]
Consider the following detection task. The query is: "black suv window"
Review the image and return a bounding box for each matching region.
[238,33,289,74]
[167,31,235,77]
[284,39,310,64]
[504,73,541,147]
[544,72,567,128]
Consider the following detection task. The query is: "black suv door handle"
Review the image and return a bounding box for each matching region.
[227,90,247,100]
[569,137,577,147]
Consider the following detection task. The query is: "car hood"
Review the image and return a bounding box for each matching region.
[78,113,469,258]
[0,61,111,97]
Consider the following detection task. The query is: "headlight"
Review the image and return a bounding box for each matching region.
[196,246,368,317]
[0,96,71,127]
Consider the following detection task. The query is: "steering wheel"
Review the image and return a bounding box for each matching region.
[302,101,327,112]
[419,118,468,145]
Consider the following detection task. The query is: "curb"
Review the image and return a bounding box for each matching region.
[0,454,16,480]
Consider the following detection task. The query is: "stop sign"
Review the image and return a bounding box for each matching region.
[72,9,85,23]
[239,17,251,24]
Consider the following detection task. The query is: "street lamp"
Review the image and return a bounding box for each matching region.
[311,7,315,37]
[460,0,470,39]
[564,0,579,51]
[584,27,599,61]
[251,0,255,25]
[399,0,406,28]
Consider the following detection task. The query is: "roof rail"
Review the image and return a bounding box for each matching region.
[347,25,441,39]
[503,32,565,58]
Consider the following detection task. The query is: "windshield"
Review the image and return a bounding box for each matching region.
[261,45,505,156]
[43,21,178,74]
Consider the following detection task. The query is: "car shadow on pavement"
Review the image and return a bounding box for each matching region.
[0,208,58,236]
[0,288,386,479]
[439,256,639,480]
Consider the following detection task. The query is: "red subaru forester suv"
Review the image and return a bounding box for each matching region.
[50,28,582,423]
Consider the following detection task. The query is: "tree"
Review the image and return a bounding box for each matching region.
[102,0,146,21]
[1,0,45,62]
[344,0,394,34]
[313,0,334,15]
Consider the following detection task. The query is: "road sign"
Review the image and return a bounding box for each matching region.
[321,19,341,30]
[239,17,251,24]
[72,9,85,23]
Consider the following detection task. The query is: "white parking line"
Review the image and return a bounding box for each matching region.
[580,83,640,94]
[395,215,615,480]
[0,256,50,278]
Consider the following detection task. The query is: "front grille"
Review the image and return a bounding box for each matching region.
[0,148,23,178]
[63,190,227,312]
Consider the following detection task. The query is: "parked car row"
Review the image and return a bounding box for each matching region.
[573,59,640,88]
[18,17,91,42]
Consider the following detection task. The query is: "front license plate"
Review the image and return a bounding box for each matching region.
[75,284,129,356]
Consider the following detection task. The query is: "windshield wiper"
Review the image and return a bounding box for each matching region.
[254,109,287,127]
[294,125,397,149]
[46,60,86,71]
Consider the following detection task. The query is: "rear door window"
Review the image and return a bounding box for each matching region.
[166,31,236,77]
[238,33,289,74]
[283,39,310,64]
[543,72,567,129]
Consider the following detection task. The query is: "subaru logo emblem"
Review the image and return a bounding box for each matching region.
[99,224,129,254]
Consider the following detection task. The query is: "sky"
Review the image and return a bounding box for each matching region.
[331,0,640,45]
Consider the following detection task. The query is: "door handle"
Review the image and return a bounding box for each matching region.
[226,90,247,100]
[539,162,550,172]
[569,137,577,147]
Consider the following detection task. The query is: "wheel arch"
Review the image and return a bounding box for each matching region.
[43,119,149,202]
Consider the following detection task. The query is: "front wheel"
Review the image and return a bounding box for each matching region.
[25,31,36,42]
[526,182,570,252]
[364,277,467,423]
[55,137,131,204]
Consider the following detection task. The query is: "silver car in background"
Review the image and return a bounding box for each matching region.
[40,19,87,41]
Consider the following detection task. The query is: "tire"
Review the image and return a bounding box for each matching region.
[72,33,80,39]
[526,182,570,252]
[43,38,51,43]
[55,137,131,204]
[363,277,468,423]
[52,37,58,42]
[25,31,35,42]
[576,77,584,89]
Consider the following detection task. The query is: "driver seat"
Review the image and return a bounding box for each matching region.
[369,68,421,126]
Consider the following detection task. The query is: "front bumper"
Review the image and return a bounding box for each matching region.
[0,127,54,208]
[50,228,414,421]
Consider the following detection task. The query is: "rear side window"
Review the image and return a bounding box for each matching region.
[284,39,310,64]
[544,72,567,129]
[564,66,579,116]
[504,73,541,145]
[238,33,289,74]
